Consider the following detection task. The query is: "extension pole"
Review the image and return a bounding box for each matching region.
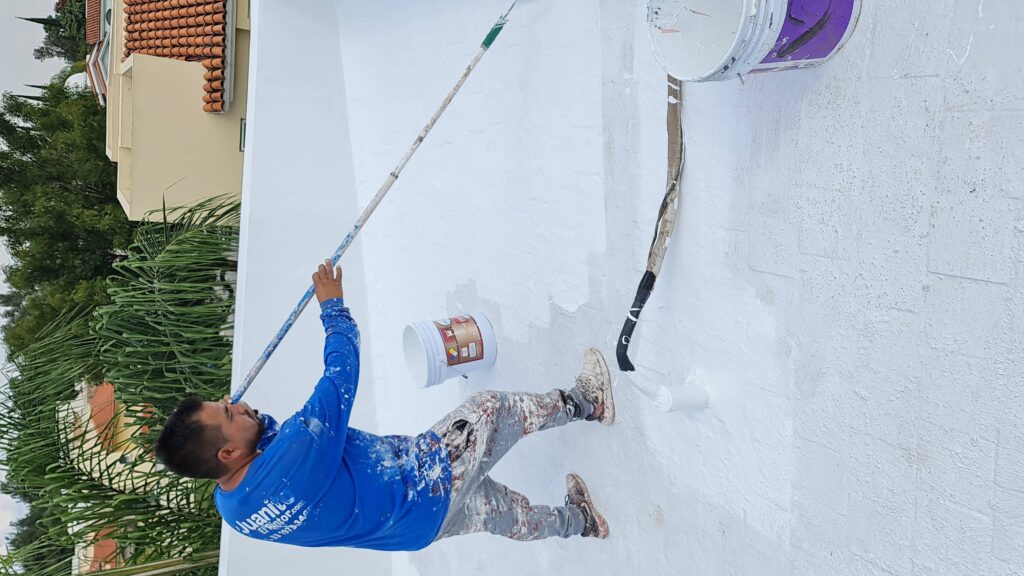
[615,76,684,372]
[232,1,519,403]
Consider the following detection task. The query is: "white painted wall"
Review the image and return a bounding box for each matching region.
[221,0,389,573]
[228,0,1024,574]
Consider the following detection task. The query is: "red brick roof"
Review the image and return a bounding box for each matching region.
[88,382,118,451]
[86,0,102,45]
[88,528,120,572]
[122,0,228,112]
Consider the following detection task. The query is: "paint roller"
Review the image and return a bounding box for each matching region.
[625,368,710,413]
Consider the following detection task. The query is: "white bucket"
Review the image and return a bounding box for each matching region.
[648,0,862,82]
[403,313,497,388]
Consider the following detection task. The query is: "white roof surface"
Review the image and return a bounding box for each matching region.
[224,0,1024,574]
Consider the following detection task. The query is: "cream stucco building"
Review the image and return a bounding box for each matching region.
[94,0,250,221]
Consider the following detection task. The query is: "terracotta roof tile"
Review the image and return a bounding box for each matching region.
[88,382,118,451]
[123,0,228,112]
[86,0,102,45]
[89,529,119,571]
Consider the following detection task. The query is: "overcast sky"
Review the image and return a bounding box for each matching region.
[0,0,67,552]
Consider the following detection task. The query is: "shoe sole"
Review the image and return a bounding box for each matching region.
[588,348,615,426]
[567,473,610,539]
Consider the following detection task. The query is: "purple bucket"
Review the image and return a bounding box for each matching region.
[648,0,862,82]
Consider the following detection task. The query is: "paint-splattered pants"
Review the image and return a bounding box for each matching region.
[430,389,591,542]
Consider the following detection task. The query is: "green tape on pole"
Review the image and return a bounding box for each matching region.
[482,17,507,49]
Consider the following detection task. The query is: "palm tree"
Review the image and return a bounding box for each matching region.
[0,197,239,575]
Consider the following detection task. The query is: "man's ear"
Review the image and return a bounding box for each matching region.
[218,445,236,464]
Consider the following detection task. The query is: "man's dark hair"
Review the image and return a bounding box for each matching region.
[154,396,228,480]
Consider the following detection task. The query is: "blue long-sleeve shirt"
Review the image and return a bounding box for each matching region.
[214,298,452,550]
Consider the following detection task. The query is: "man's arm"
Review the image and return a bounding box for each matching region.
[299,260,360,439]
[313,258,358,370]
[320,298,359,375]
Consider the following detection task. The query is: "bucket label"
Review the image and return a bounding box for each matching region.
[434,315,485,367]
[760,0,857,65]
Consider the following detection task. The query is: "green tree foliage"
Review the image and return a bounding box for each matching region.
[0,81,136,355]
[4,501,73,571]
[0,198,238,576]
[0,78,134,571]
[22,0,90,63]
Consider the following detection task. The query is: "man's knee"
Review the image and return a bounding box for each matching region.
[466,390,503,414]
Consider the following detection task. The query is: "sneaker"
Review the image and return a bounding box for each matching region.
[565,473,609,539]
[571,348,615,425]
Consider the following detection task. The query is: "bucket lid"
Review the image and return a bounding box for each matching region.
[649,0,751,81]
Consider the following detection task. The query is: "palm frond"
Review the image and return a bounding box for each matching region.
[1,196,239,575]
